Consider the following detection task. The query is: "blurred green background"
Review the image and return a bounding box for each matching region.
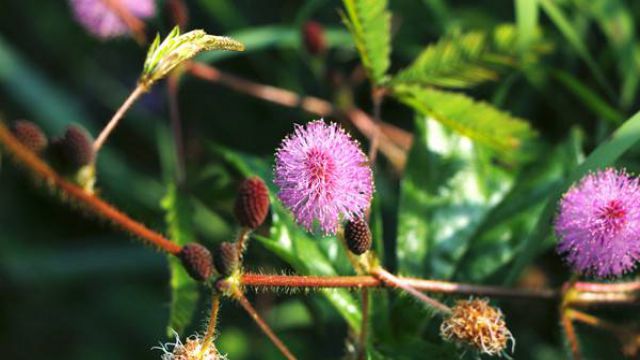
[1,0,639,359]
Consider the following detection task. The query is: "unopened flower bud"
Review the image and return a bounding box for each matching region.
[52,125,94,172]
[11,120,48,154]
[234,176,270,229]
[213,242,239,276]
[179,243,214,281]
[344,218,372,255]
[440,298,514,356]
[302,21,326,55]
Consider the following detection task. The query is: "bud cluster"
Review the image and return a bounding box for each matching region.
[234,176,270,229]
[179,243,214,281]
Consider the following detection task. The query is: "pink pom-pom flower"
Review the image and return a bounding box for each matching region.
[274,120,373,234]
[69,0,155,39]
[555,168,640,277]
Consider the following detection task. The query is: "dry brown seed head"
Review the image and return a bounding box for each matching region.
[440,298,514,356]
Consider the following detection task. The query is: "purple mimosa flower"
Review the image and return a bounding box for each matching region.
[69,0,155,39]
[555,168,640,277]
[274,120,374,234]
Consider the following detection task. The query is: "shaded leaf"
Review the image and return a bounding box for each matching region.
[340,0,391,84]
[393,24,549,89]
[161,184,199,336]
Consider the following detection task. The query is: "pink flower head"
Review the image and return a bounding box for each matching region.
[274,120,373,234]
[69,0,155,39]
[555,168,640,277]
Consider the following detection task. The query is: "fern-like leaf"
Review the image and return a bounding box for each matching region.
[341,0,391,85]
[392,24,549,89]
[161,183,199,336]
[393,85,535,155]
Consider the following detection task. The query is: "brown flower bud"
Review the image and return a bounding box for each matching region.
[302,21,326,55]
[213,242,239,276]
[440,298,514,356]
[344,218,372,255]
[234,176,270,229]
[52,125,94,172]
[11,120,48,154]
[179,243,214,281]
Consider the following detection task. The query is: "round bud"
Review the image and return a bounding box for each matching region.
[440,298,514,356]
[11,120,48,154]
[302,21,326,55]
[179,243,214,281]
[213,242,239,276]
[52,125,94,172]
[234,176,270,229]
[344,218,372,255]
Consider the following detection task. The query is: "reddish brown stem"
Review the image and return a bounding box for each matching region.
[240,273,557,300]
[94,84,147,153]
[0,123,181,255]
[561,311,582,360]
[574,281,640,293]
[234,291,297,360]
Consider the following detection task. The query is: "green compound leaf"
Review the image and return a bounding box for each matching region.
[209,144,362,332]
[392,24,550,89]
[161,183,199,336]
[340,0,391,85]
[392,85,535,156]
[140,26,244,87]
[397,117,515,279]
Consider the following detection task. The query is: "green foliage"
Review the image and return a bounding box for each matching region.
[392,24,548,89]
[340,0,391,84]
[392,85,535,156]
[161,184,199,336]
[141,26,245,86]
[396,117,515,279]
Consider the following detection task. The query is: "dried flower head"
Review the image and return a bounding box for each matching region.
[555,168,640,277]
[441,298,514,356]
[11,120,48,154]
[302,21,326,55]
[234,176,270,229]
[155,331,224,360]
[68,0,155,39]
[344,217,372,255]
[274,120,374,234]
[179,243,214,281]
[140,26,244,87]
[213,242,239,277]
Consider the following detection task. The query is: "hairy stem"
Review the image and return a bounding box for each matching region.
[371,267,452,314]
[93,83,148,153]
[561,311,582,360]
[240,273,557,300]
[233,290,297,360]
[574,281,640,293]
[235,227,251,261]
[0,123,181,255]
[200,293,221,358]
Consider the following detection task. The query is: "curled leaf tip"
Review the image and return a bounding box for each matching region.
[140,26,245,87]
